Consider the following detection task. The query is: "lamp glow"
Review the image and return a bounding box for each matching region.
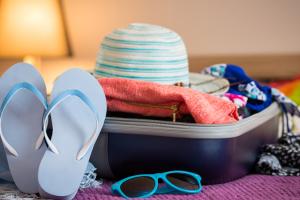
[0,0,69,68]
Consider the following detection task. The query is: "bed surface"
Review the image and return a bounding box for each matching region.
[74,175,300,200]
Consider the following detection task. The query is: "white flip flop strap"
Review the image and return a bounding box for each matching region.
[0,82,47,157]
[37,89,100,160]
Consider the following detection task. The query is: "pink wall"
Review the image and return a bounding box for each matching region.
[64,0,300,57]
[1,0,300,91]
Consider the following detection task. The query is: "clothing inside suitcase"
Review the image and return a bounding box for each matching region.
[91,102,281,184]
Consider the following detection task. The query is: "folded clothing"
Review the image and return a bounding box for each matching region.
[221,93,247,108]
[256,87,300,177]
[256,131,300,176]
[99,78,239,124]
[203,64,273,113]
[221,93,249,119]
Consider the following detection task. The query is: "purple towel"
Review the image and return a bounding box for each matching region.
[75,175,300,200]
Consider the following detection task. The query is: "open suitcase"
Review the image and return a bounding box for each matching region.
[91,103,281,184]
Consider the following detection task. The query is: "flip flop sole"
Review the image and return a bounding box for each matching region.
[38,68,106,199]
[0,63,47,193]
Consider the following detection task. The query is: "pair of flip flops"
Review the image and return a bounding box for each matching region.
[0,63,106,199]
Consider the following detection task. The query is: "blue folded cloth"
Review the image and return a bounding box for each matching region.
[203,64,273,113]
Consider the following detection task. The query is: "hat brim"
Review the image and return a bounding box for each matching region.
[91,71,229,95]
[189,73,229,95]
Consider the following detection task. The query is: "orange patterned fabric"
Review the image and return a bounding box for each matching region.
[99,78,239,124]
[276,80,300,95]
[270,76,300,105]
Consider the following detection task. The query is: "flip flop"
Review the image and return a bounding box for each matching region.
[0,85,11,183]
[38,68,107,199]
[0,63,47,193]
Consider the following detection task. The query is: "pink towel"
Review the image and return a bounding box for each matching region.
[99,78,239,124]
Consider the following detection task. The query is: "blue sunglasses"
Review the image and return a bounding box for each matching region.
[111,170,202,199]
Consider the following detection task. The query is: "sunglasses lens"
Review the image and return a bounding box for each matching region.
[166,173,200,191]
[121,176,155,198]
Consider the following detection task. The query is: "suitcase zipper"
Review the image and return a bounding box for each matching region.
[123,101,179,122]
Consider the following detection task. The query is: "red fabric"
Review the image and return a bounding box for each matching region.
[99,78,239,124]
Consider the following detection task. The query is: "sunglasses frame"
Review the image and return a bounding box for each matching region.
[111,170,202,199]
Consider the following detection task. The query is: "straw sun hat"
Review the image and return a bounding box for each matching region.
[95,23,229,95]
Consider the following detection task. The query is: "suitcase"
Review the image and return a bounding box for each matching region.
[91,102,281,184]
